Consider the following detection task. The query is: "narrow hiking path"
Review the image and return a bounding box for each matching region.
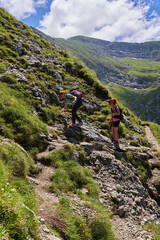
[28,135,69,240]
[145,126,160,151]
[29,162,61,240]
[145,125,160,207]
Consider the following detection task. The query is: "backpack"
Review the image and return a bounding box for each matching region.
[111,106,123,121]
[70,90,83,99]
[119,107,123,121]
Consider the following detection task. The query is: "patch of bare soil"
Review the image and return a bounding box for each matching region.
[29,162,62,240]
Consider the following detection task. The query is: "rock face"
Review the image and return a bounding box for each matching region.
[39,119,160,240]
[49,117,160,224]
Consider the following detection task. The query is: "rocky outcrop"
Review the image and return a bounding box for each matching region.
[35,118,160,240]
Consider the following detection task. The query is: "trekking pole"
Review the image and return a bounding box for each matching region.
[78,110,96,134]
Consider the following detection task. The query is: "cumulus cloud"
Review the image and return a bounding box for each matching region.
[39,0,160,42]
[0,0,46,19]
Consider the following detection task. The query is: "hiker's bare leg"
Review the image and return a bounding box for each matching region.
[111,126,114,140]
[114,127,119,141]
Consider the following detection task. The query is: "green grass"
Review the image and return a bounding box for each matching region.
[145,223,160,240]
[1,7,159,240]
[107,83,160,124]
[0,82,48,151]
[56,196,115,240]
[40,146,115,240]
[0,141,39,240]
[148,122,160,144]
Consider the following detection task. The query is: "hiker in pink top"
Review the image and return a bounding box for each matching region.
[108,98,120,147]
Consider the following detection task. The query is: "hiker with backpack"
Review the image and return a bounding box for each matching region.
[58,90,83,127]
[108,98,121,148]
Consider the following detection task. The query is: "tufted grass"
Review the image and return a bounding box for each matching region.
[145,223,160,240]
[41,146,115,240]
[0,142,39,240]
[147,122,160,144]
[0,82,48,151]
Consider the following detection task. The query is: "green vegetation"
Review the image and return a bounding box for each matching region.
[41,145,100,198]
[56,196,115,240]
[0,141,39,240]
[41,146,115,240]
[145,223,160,240]
[0,82,48,151]
[107,83,160,126]
[38,34,160,125]
[148,122,160,144]
[0,7,159,240]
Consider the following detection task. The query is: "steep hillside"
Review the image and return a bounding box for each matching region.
[0,8,160,240]
[31,30,160,125]
[49,35,160,89]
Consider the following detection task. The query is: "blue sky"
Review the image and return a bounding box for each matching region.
[1,0,160,42]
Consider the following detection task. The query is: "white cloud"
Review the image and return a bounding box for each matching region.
[1,0,160,42]
[39,0,160,42]
[0,0,46,19]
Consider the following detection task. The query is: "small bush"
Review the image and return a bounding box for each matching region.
[125,151,133,161]
[130,140,139,146]
[89,216,108,239]
[1,73,17,84]
[0,62,6,73]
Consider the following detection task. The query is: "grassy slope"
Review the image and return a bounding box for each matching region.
[107,83,160,124]
[53,37,160,87]
[0,8,159,240]
[0,8,116,240]
[33,31,160,87]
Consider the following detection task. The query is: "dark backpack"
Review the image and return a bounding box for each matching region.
[70,90,83,99]
[119,107,123,121]
[111,106,123,121]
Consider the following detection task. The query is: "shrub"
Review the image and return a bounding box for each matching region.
[1,73,17,84]
[130,140,139,146]
[89,216,108,239]
[0,62,6,73]
[0,142,32,177]
[125,151,133,161]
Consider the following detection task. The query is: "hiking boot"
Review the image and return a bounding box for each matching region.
[77,122,83,126]
[70,123,76,127]
[113,140,119,145]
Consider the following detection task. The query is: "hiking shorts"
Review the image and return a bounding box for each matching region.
[112,120,120,127]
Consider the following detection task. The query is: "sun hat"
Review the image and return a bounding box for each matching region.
[59,91,65,96]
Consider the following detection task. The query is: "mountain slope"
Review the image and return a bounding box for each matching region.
[32,30,160,124]
[107,83,160,124]
[52,35,160,88]
[0,8,160,240]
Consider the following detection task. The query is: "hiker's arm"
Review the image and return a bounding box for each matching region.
[64,102,68,110]
[70,95,77,103]
[114,108,120,116]
[58,102,68,114]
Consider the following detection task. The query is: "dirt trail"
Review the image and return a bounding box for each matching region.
[29,162,61,240]
[145,126,160,151]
